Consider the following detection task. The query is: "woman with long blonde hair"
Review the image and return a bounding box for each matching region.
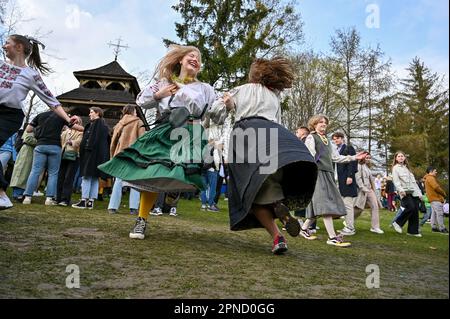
[99,45,216,239]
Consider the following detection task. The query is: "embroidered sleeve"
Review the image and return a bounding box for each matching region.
[31,73,60,108]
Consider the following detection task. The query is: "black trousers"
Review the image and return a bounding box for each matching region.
[0,106,24,190]
[214,174,228,204]
[395,194,420,235]
[56,158,80,203]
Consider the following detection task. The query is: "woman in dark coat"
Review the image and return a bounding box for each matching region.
[72,107,110,210]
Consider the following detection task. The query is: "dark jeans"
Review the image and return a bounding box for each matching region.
[0,106,24,190]
[56,158,79,203]
[394,194,420,235]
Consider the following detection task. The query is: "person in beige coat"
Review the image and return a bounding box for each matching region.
[56,116,84,206]
[10,130,37,201]
[108,104,145,214]
[353,154,384,234]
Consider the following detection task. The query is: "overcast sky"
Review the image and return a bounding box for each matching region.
[2,0,448,94]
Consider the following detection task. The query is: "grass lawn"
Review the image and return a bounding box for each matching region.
[0,192,448,299]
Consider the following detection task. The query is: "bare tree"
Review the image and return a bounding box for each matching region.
[328,27,368,144]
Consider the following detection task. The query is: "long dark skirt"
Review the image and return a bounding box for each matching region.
[228,117,318,231]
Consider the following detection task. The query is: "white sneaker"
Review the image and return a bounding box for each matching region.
[339,227,356,236]
[392,222,402,234]
[370,228,385,234]
[0,193,13,210]
[22,196,32,205]
[45,198,58,206]
[169,207,178,217]
[407,233,423,238]
[150,207,163,216]
[201,204,207,211]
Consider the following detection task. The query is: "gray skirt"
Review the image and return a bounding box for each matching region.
[306,170,347,218]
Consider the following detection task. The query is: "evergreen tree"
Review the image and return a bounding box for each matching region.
[164,0,303,89]
[390,57,449,178]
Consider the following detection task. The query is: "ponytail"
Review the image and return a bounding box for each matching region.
[10,34,52,75]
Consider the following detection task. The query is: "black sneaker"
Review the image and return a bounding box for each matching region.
[129,217,147,240]
[432,227,440,233]
[439,228,449,235]
[273,202,300,237]
[86,200,94,210]
[72,199,87,209]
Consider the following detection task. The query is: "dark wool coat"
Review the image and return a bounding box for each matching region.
[336,144,358,197]
[79,118,110,179]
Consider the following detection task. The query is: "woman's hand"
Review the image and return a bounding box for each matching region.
[399,191,406,198]
[154,84,179,100]
[223,93,234,111]
[355,152,368,160]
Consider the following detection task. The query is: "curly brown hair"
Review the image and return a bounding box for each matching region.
[248,57,294,91]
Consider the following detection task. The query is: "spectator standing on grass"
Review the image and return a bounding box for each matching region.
[385,175,397,212]
[9,129,36,201]
[72,107,110,210]
[200,139,220,212]
[22,111,83,206]
[423,166,448,234]
[107,104,145,215]
[55,116,83,206]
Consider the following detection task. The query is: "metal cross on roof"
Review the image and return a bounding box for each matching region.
[107,37,129,61]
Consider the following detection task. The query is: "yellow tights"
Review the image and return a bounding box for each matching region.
[139,191,158,220]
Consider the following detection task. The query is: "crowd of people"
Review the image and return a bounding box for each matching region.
[1,34,448,256]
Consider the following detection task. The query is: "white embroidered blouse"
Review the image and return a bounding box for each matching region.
[136,78,216,119]
[0,60,60,111]
[208,83,282,125]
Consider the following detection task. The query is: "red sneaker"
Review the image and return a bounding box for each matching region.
[272,234,288,255]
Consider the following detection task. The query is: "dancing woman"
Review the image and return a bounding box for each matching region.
[99,45,216,239]
[209,57,318,254]
[1,34,82,210]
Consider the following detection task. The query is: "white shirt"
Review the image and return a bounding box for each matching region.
[0,60,60,111]
[136,78,216,118]
[304,134,357,163]
[209,83,282,124]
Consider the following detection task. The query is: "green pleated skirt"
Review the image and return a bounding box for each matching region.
[98,122,206,193]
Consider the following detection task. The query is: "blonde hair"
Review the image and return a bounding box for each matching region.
[307,114,329,132]
[154,45,202,82]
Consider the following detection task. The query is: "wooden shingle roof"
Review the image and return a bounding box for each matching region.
[57,87,136,104]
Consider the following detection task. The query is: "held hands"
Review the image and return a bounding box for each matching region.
[155,84,179,100]
[355,151,369,160]
[346,177,353,185]
[399,191,406,199]
[223,93,234,111]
